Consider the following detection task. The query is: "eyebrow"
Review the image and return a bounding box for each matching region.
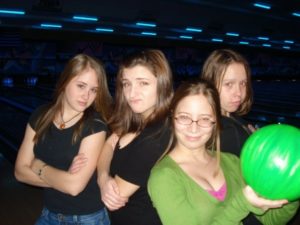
[76,80,99,88]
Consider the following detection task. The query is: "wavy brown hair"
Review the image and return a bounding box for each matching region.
[33,54,112,143]
[109,49,173,135]
[201,49,253,115]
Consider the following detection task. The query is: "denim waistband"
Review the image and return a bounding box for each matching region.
[41,207,108,223]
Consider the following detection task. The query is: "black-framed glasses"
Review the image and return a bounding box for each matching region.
[175,115,216,128]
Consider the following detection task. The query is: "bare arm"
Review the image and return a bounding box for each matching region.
[31,131,106,196]
[97,133,128,210]
[14,124,50,187]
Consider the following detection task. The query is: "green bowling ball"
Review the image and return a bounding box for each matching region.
[240,124,300,201]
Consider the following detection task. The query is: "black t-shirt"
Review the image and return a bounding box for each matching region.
[220,115,262,225]
[29,104,107,215]
[220,115,251,156]
[110,121,171,225]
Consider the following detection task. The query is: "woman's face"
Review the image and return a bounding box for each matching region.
[174,94,215,151]
[122,65,158,118]
[219,62,247,116]
[63,67,98,113]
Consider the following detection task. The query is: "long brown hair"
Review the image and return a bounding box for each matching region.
[201,49,253,115]
[33,54,112,143]
[109,49,173,136]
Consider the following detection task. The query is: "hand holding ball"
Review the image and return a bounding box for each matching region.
[241,124,300,201]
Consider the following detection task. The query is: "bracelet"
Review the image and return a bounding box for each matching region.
[38,164,48,177]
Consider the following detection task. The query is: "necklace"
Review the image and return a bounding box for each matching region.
[59,111,82,129]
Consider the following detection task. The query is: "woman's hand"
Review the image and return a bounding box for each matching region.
[99,175,128,211]
[69,153,88,174]
[243,185,288,211]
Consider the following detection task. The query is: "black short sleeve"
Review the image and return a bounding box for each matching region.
[111,122,171,186]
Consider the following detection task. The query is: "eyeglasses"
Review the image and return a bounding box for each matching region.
[174,115,216,128]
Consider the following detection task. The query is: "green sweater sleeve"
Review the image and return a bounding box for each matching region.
[148,165,199,225]
[256,200,299,225]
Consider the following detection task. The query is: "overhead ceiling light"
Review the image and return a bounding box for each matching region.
[253,3,271,10]
[262,43,271,47]
[95,28,114,32]
[292,12,300,17]
[141,32,157,36]
[73,15,98,22]
[212,38,223,42]
[186,27,202,32]
[239,41,249,45]
[284,40,294,44]
[257,36,269,40]
[0,9,25,15]
[180,35,193,39]
[283,46,291,50]
[226,32,239,37]
[136,22,156,27]
[40,23,62,28]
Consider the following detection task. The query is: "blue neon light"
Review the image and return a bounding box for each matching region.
[180,35,193,39]
[186,27,202,32]
[257,36,269,40]
[0,9,25,15]
[262,43,271,47]
[40,23,62,28]
[73,16,98,21]
[239,41,249,45]
[136,22,156,27]
[292,12,300,17]
[284,40,294,44]
[253,3,271,10]
[283,46,291,50]
[212,38,223,42]
[141,32,157,36]
[226,32,239,37]
[96,28,114,32]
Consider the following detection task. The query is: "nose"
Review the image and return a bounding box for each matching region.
[189,121,199,133]
[129,84,138,98]
[233,84,242,97]
[82,89,90,100]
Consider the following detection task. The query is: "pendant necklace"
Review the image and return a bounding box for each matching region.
[60,111,82,129]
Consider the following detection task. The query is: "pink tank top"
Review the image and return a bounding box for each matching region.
[207,183,227,201]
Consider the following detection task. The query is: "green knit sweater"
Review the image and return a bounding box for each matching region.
[148,153,299,225]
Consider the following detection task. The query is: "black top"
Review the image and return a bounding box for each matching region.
[30,104,107,215]
[220,115,252,156]
[220,115,262,225]
[110,121,171,225]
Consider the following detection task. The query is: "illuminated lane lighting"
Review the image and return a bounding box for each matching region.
[141,32,157,36]
[262,43,271,47]
[283,46,291,50]
[136,22,156,27]
[95,28,114,32]
[239,41,249,45]
[186,27,202,32]
[226,32,239,37]
[40,23,62,28]
[258,36,269,40]
[253,3,271,10]
[284,40,294,44]
[292,12,300,17]
[180,35,193,39]
[0,9,25,15]
[73,15,98,21]
[212,38,223,42]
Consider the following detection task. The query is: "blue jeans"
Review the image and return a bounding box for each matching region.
[34,207,110,225]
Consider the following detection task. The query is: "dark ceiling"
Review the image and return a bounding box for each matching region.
[1,0,300,52]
